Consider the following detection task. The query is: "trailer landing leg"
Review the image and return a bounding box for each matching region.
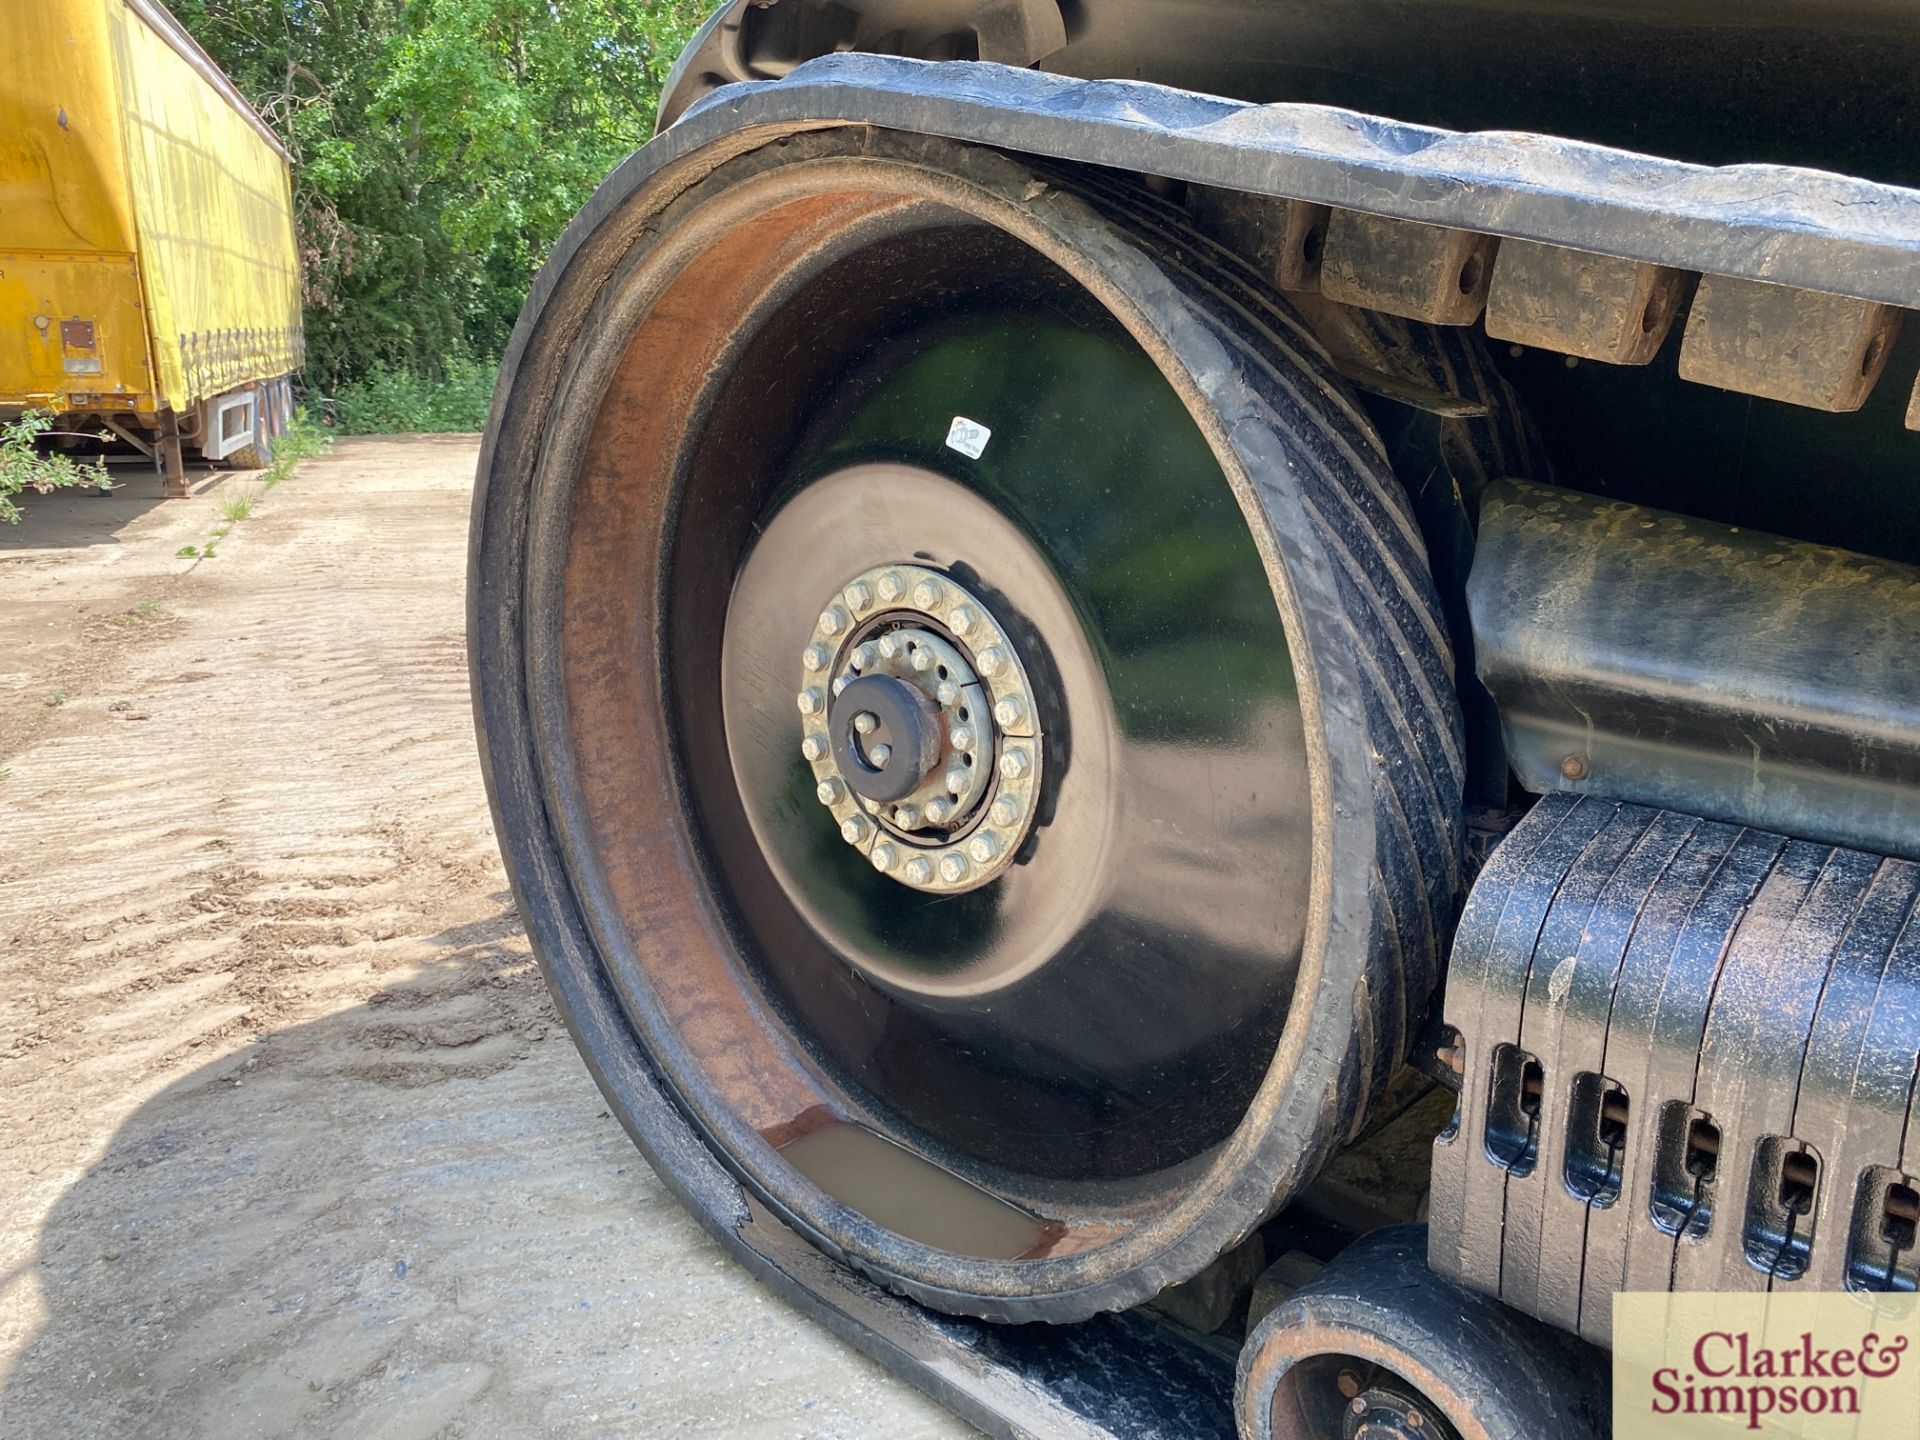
[157,410,187,497]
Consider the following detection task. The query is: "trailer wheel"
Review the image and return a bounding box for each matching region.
[470,128,1462,1321]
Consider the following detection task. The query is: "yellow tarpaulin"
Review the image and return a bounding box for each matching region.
[0,0,301,417]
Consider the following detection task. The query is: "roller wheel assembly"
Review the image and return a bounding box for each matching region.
[1237,1227,1609,1440]
[470,128,1462,1322]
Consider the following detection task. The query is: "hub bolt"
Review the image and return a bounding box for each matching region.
[841,815,870,844]
[949,606,976,635]
[876,570,906,602]
[912,578,943,609]
[878,633,904,660]
[869,843,898,872]
[935,680,959,706]
[819,605,848,636]
[801,734,828,762]
[851,641,878,671]
[802,644,830,673]
[844,579,874,611]
[925,798,951,824]
[909,647,933,672]
[893,803,920,828]
[853,711,879,735]
[831,676,850,696]
[869,743,892,767]
[816,778,843,805]
[967,833,999,864]
[797,687,824,716]
[990,795,1020,826]
[950,724,975,752]
[975,646,1005,677]
[999,747,1031,780]
[944,766,969,794]
[993,694,1025,727]
[904,857,933,885]
[938,852,969,884]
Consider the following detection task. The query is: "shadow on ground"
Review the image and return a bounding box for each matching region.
[0,908,661,1438]
[0,908,958,1439]
[0,465,233,554]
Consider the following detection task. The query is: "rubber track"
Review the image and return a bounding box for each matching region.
[1051,168,1468,1118]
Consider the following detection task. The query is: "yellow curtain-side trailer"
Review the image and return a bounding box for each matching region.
[0,0,302,491]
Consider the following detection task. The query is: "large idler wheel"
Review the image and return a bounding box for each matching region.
[470,126,1461,1321]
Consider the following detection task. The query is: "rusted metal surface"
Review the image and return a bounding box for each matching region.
[1429,794,1920,1347]
[1319,212,1495,325]
[1470,478,1920,864]
[1484,240,1686,365]
[1679,274,1903,411]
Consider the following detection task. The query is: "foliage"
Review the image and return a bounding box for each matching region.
[179,409,329,562]
[265,409,332,479]
[0,412,110,524]
[172,0,709,406]
[328,356,498,434]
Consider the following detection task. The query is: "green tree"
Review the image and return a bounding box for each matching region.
[173,0,709,399]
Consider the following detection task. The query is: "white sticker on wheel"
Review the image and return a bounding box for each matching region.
[945,415,991,460]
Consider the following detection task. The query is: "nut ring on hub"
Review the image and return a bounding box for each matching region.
[799,562,1041,893]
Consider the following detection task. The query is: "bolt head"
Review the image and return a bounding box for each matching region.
[944,766,969,794]
[909,646,933,672]
[840,814,870,844]
[802,644,830,673]
[1560,752,1591,782]
[935,680,959,706]
[869,842,897,872]
[990,794,1020,827]
[815,778,843,805]
[999,747,1030,780]
[949,606,975,635]
[904,857,933,885]
[912,578,942,610]
[869,743,892,767]
[851,641,878,671]
[853,711,879,735]
[876,571,905,602]
[831,676,850,696]
[967,833,998,864]
[797,687,823,716]
[924,798,951,824]
[975,646,1005,677]
[937,852,969,884]
[993,694,1024,727]
[893,803,920,828]
[801,734,828,762]
[819,605,848,636]
[844,580,874,611]
[877,633,903,660]
[950,724,974,752]
[1350,1398,1367,1417]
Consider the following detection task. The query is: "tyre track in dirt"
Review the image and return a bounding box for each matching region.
[0,437,963,1438]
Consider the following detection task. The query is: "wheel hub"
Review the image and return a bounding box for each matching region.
[798,562,1042,892]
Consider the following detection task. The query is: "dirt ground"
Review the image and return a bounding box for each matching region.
[0,437,968,1438]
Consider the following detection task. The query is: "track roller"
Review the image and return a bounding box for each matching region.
[1236,1226,1610,1440]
